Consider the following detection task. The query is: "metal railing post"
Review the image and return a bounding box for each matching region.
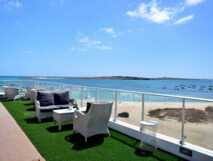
[180,98,186,145]
[113,91,118,122]
[140,94,145,131]
[80,87,84,107]
[95,88,98,102]
[69,87,72,99]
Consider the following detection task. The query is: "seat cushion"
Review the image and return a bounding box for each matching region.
[39,105,56,112]
[40,106,69,112]
[37,92,54,106]
[54,91,69,105]
[55,105,70,109]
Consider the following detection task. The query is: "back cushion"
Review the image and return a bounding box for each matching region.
[54,91,69,105]
[37,92,54,106]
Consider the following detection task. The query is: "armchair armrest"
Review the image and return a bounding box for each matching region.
[73,110,88,130]
[74,110,86,120]
[35,100,40,109]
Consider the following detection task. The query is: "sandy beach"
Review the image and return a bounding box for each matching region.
[112,101,213,150]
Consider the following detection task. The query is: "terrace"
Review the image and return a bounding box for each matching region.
[0,80,213,161]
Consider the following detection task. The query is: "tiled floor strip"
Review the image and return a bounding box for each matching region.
[0,103,45,161]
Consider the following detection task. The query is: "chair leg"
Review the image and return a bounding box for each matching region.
[107,129,111,136]
[85,137,87,142]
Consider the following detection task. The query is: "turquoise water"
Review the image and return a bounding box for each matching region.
[0,76,213,99]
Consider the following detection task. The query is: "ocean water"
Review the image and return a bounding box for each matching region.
[0,76,213,99]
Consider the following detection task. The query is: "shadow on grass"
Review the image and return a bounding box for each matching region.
[47,124,73,133]
[20,98,30,101]
[1,98,32,104]
[65,133,105,150]
[26,107,35,111]
[24,117,53,124]
[0,98,13,102]
[24,102,34,106]
[134,148,165,161]
[134,148,154,157]
[110,130,138,148]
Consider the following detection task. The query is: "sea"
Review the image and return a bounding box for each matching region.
[0,76,213,99]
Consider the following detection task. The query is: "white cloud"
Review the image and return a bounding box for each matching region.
[0,0,23,9]
[185,0,205,6]
[102,27,114,34]
[127,0,178,24]
[174,14,194,25]
[126,0,205,25]
[101,27,118,38]
[78,36,112,51]
[79,36,102,46]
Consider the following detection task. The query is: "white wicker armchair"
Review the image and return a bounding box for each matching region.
[4,87,19,100]
[73,102,113,142]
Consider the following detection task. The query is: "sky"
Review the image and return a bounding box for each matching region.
[0,0,212,78]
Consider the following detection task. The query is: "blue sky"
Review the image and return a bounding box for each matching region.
[0,0,212,78]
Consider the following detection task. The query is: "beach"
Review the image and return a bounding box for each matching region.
[114,101,213,150]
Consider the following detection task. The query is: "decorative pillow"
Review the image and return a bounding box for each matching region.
[54,91,69,105]
[37,92,54,106]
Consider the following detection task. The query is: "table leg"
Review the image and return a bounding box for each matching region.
[58,122,62,131]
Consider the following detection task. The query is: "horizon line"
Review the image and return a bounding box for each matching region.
[0,75,213,80]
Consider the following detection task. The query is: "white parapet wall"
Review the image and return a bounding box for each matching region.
[108,119,213,161]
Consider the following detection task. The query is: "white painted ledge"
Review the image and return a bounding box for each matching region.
[108,118,213,161]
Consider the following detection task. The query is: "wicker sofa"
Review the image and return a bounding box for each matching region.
[35,91,72,122]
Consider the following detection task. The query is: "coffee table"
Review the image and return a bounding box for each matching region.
[53,108,76,131]
[53,106,87,131]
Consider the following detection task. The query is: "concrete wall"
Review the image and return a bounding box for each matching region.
[108,119,213,161]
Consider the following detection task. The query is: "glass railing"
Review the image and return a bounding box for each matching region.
[1,80,213,151]
[144,95,182,140]
[184,99,213,150]
[117,91,141,126]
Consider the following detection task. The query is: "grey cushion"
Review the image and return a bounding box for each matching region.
[54,91,69,105]
[37,92,54,106]
[40,106,69,112]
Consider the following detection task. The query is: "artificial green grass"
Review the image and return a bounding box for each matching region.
[2,100,184,161]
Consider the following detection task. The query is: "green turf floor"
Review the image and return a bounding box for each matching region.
[2,100,184,161]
